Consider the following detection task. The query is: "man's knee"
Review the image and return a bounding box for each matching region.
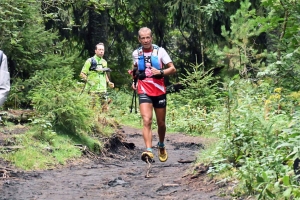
[142,118,152,127]
[157,121,166,128]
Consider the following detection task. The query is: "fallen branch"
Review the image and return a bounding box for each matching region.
[162,183,180,187]
[178,159,195,163]
[0,146,24,152]
[0,167,14,172]
[74,144,98,159]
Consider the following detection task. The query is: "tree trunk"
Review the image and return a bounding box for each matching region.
[87,8,109,58]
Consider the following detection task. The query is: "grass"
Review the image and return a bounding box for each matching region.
[6,146,52,170]
[0,89,218,171]
[110,104,143,129]
[195,138,221,165]
[1,126,87,170]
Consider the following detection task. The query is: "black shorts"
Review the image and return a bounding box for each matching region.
[138,94,167,108]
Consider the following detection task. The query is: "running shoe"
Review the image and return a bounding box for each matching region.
[141,151,154,163]
[158,146,168,162]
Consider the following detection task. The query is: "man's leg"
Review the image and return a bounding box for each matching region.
[139,102,155,162]
[154,107,168,162]
[139,102,153,149]
[154,107,166,144]
[100,92,111,112]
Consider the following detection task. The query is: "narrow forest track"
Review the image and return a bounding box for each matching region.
[0,125,232,200]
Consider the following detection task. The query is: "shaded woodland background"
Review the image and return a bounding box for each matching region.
[2,0,299,102]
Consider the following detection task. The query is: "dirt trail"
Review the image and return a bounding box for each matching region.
[0,126,231,200]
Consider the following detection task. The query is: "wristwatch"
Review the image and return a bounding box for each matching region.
[160,70,164,75]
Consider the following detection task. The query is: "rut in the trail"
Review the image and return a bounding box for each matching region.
[0,126,231,200]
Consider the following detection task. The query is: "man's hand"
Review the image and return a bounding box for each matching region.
[80,73,87,81]
[150,67,161,75]
[132,81,137,90]
[108,82,114,88]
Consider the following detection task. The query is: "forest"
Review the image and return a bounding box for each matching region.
[0,0,300,199]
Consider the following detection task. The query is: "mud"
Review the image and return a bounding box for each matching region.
[0,126,232,200]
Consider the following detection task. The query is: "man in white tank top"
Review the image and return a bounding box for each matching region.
[131,27,176,163]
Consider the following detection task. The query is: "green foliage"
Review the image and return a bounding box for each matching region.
[2,0,300,198]
[206,79,300,199]
[109,88,142,128]
[200,2,300,196]
[0,0,29,47]
[1,128,82,170]
[5,78,31,109]
[109,71,220,135]
[167,0,226,33]
[167,97,212,135]
[174,63,220,109]
[0,0,84,109]
[28,66,95,134]
[257,0,300,91]
[0,1,69,77]
[212,0,268,79]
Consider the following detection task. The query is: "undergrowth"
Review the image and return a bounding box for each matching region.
[1,62,300,199]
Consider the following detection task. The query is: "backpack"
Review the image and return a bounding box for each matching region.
[89,57,98,71]
[89,57,111,72]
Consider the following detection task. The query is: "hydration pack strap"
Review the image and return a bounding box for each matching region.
[89,57,102,71]
[137,44,160,71]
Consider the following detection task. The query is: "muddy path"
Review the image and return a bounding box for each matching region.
[0,126,231,200]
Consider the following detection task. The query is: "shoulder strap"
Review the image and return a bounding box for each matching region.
[137,46,143,56]
[152,45,159,56]
[89,57,98,71]
[152,44,159,49]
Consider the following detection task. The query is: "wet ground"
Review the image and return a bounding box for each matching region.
[0,125,232,200]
